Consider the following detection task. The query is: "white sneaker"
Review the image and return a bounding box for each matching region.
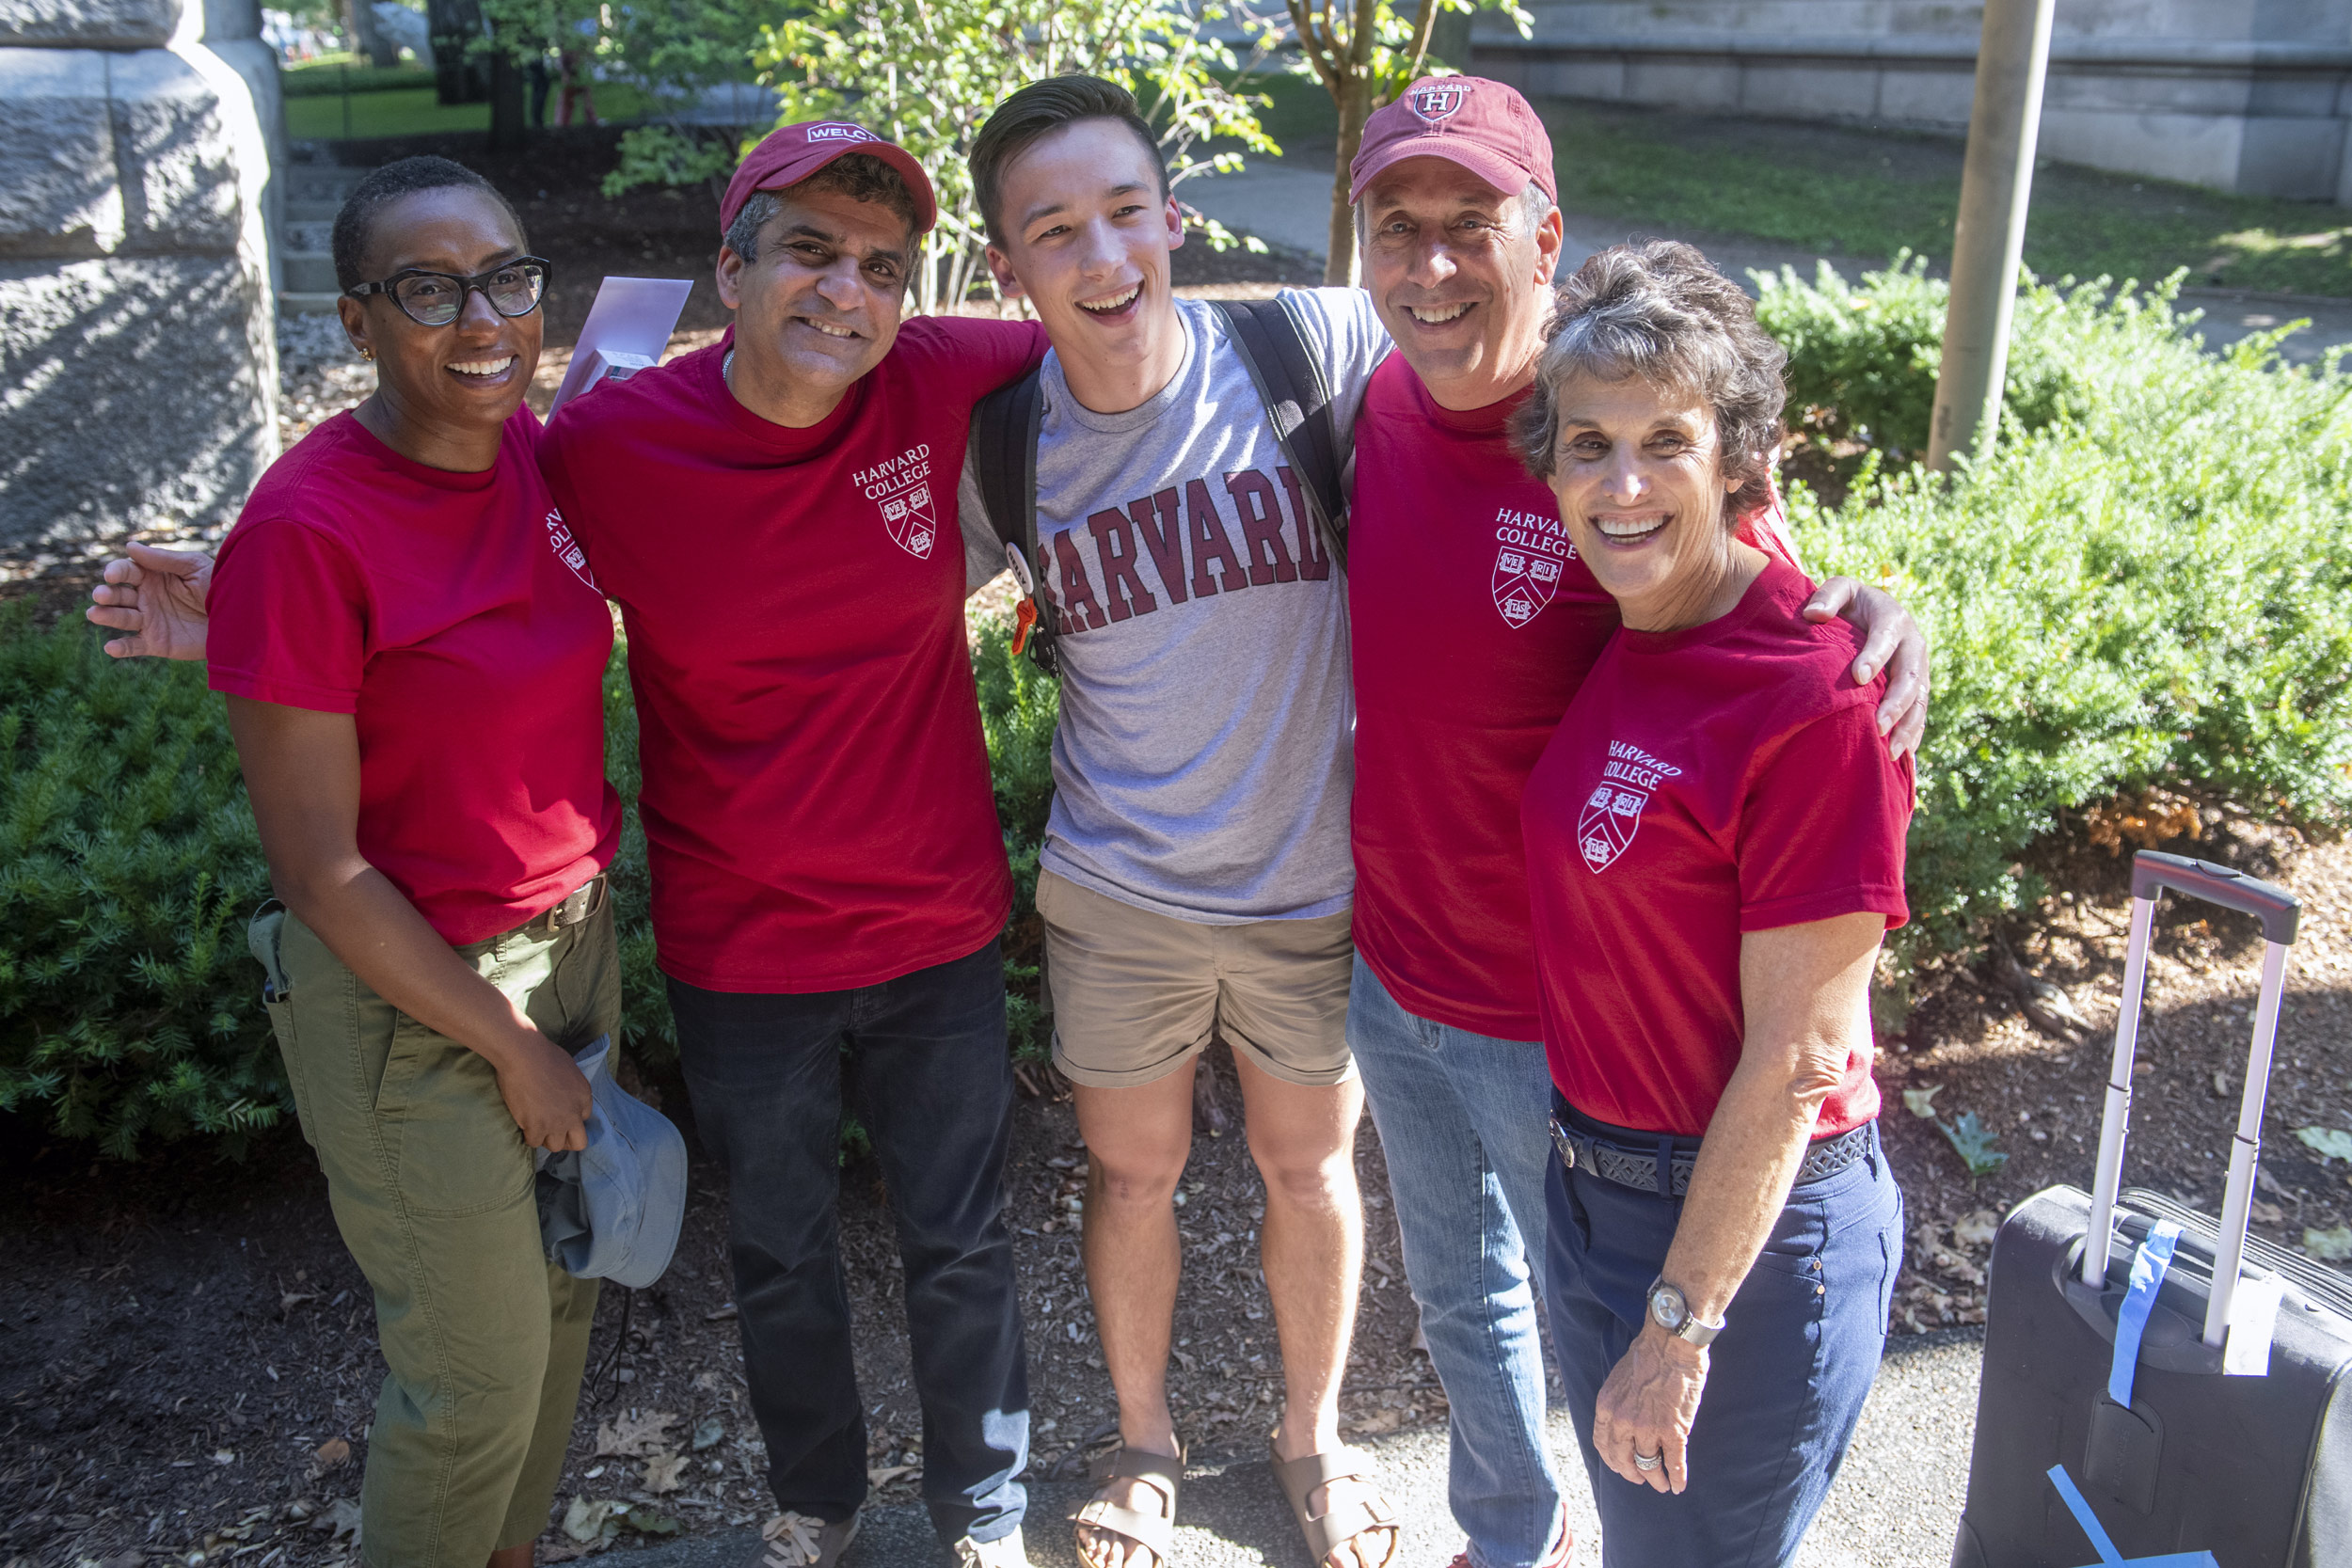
[953,1525,1030,1567]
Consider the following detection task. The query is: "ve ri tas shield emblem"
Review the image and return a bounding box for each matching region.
[1491,546,1561,627]
[878,482,937,559]
[1578,782,1646,872]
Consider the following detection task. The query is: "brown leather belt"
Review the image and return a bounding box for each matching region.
[522,875,608,937]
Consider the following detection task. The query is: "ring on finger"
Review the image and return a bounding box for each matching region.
[1633,1449,1662,1472]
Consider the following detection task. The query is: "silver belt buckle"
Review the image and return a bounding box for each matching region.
[1548,1112,1578,1172]
[550,876,606,929]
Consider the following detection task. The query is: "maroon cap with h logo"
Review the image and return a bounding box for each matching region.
[1347,77,1556,206]
[719,120,939,237]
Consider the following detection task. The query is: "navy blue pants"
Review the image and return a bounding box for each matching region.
[670,936,1028,1545]
[1543,1111,1902,1567]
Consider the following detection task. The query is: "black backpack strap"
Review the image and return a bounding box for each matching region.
[1211,296,1349,574]
[971,366,1059,674]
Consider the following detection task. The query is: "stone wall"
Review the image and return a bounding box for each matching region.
[1473,1,2352,204]
[0,0,279,551]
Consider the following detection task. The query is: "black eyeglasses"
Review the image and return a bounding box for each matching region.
[345,257,553,327]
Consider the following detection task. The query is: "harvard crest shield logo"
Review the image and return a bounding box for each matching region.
[1578,782,1646,873]
[1491,546,1561,627]
[545,509,597,591]
[1410,86,1469,123]
[878,481,937,559]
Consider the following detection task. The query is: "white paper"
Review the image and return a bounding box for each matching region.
[2222,1271,2284,1376]
[546,276,694,420]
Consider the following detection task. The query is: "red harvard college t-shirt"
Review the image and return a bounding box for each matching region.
[1349,356,1619,1037]
[1349,355,1803,1039]
[539,317,1046,992]
[210,408,623,945]
[1521,557,1912,1138]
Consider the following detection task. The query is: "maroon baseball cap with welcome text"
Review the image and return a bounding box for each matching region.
[719,120,938,237]
[1348,77,1555,207]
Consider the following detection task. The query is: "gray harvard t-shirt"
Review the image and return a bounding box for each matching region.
[960,290,1390,923]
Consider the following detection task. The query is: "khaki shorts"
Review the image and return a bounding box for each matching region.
[1038,868,1356,1089]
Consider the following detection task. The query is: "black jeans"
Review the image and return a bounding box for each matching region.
[669,935,1028,1544]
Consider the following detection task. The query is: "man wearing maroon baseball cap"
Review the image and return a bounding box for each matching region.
[1340,76,1931,1568]
[539,119,1051,1568]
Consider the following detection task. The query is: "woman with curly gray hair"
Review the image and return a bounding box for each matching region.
[1513,241,1914,1566]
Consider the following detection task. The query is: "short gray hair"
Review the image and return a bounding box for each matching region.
[1513,240,1787,523]
[1352,179,1553,249]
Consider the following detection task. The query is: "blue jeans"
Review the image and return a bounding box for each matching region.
[1347,959,1564,1568]
[1544,1106,1903,1567]
[669,936,1028,1545]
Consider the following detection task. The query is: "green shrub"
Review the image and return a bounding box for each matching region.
[1756,253,2137,465]
[1770,266,2352,966]
[971,615,1060,1062]
[602,643,676,1068]
[0,607,281,1156]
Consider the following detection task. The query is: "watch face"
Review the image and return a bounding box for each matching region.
[1649,1287,1685,1329]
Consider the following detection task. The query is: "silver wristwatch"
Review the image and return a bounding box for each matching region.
[1645,1275,1724,1348]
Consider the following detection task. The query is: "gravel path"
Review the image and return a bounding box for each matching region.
[608,1328,1981,1568]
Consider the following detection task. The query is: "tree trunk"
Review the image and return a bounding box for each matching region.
[487,45,529,152]
[1322,75,1373,286]
[345,0,400,67]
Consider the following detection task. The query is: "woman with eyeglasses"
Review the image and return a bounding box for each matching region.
[202,155,619,1568]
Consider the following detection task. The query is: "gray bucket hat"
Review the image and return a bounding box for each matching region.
[535,1036,688,1288]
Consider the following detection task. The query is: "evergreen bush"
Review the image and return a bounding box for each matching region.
[1767,265,2352,966]
[0,606,280,1156]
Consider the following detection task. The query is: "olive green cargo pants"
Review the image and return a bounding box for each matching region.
[251,897,619,1567]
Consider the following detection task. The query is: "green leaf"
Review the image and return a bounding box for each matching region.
[1940,1112,2010,1179]
[1901,1085,1944,1119]
[2296,1127,2352,1164]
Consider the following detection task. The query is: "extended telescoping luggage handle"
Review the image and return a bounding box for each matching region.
[2082,852,2301,1350]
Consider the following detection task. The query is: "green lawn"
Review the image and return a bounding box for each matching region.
[284,82,662,141]
[1216,73,2352,296]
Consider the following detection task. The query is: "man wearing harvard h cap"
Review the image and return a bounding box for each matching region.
[1342,79,1929,1568]
[539,122,1047,1568]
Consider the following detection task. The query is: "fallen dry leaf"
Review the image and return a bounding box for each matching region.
[314,1437,351,1469]
[643,1451,687,1494]
[762,1511,830,1566]
[2252,1199,2286,1226]
[867,1463,917,1486]
[595,1408,679,1458]
[1952,1210,2001,1248]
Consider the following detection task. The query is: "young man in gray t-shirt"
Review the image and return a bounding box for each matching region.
[959,78,1396,1568]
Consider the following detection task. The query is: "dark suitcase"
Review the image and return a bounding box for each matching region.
[1950,851,2352,1568]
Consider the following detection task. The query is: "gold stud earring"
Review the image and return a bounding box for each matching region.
[358,346,373,362]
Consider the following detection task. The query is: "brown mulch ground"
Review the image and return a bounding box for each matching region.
[1876,806,2352,1336]
[0,1045,1436,1567]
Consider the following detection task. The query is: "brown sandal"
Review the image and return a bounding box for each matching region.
[1268,1441,1399,1568]
[1071,1443,1184,1568]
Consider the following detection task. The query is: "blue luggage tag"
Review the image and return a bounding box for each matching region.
[2049,1465,2218,1567]
[2106,1220,2182,1410]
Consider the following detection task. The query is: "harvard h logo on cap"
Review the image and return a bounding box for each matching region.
[1409,85,1470,123]
[1347,75,1556,206]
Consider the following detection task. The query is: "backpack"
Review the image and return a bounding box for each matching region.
[971,296,1352,676]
